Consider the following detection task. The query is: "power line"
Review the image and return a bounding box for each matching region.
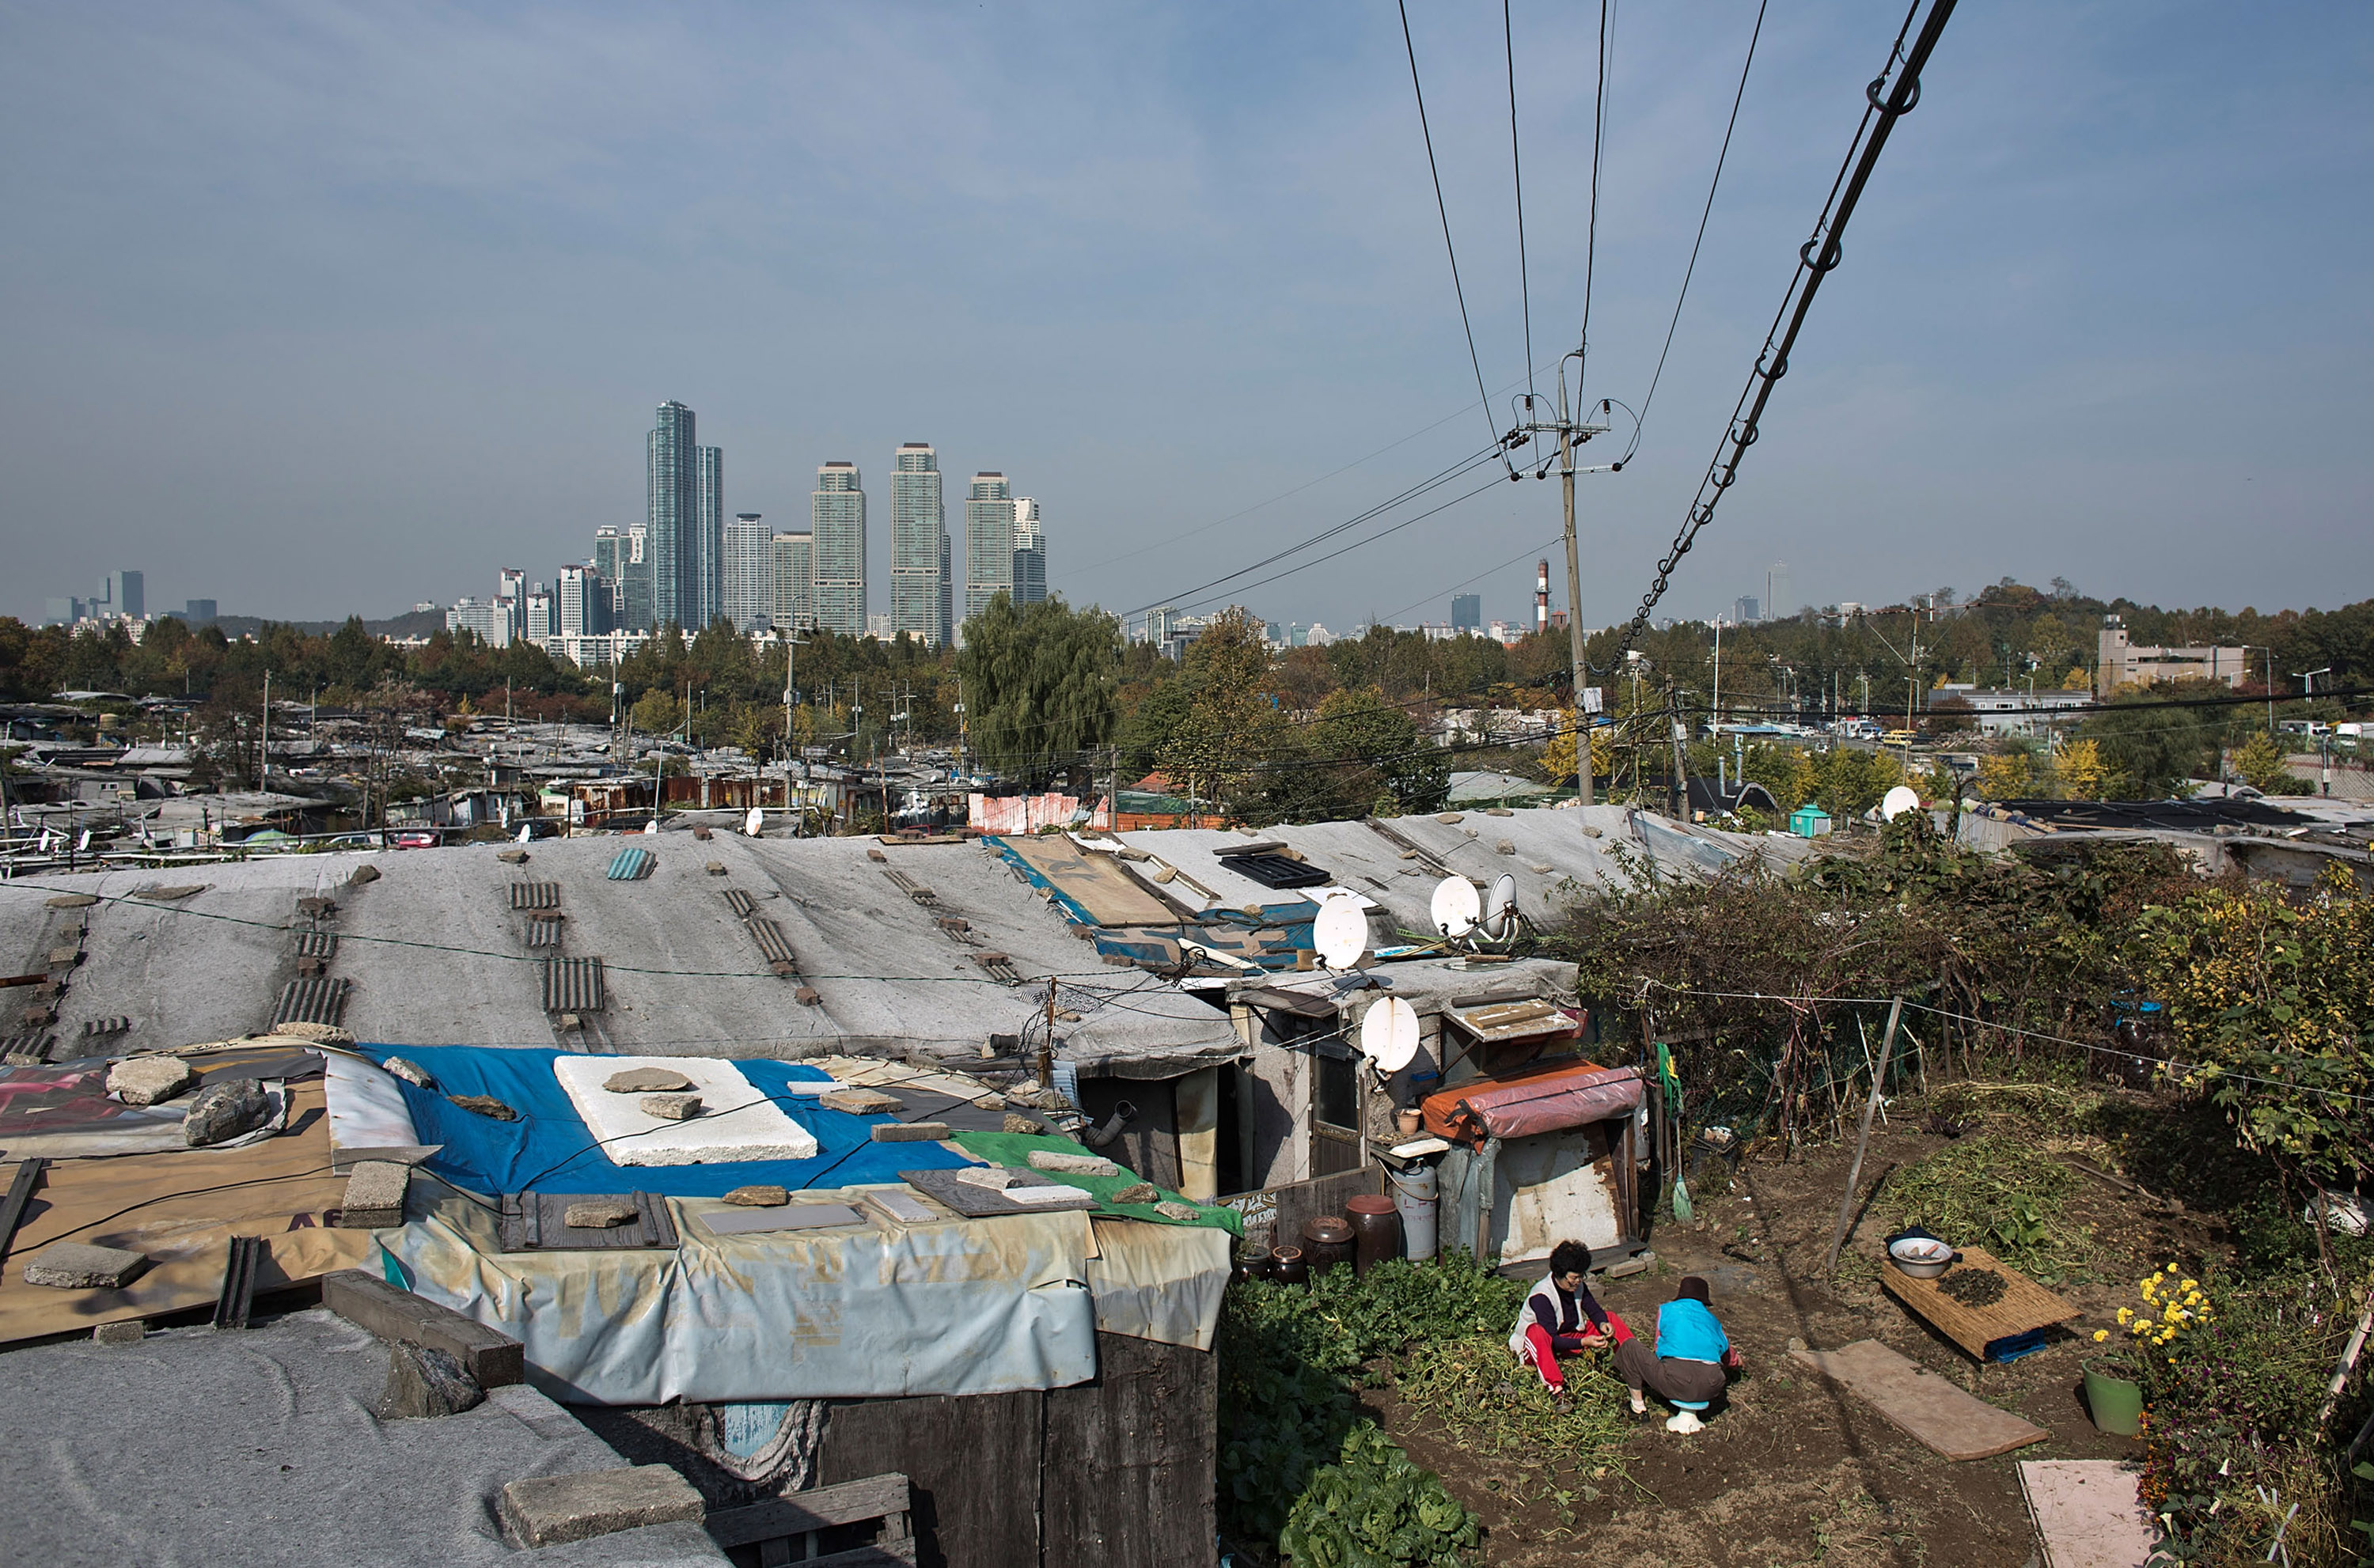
[1504,0,1536,407]
[1575,0,1611,388]
[1167,471,1511,615]
[1617,0,1955,658]
[1623,0,1769,464]
[1123,445,1504,619]
[1397,0,1509,464]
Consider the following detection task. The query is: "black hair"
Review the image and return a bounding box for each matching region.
[1549,1241,1591,1278]
[1676,1276,1711,1305]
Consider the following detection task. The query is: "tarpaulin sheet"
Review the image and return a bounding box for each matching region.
[382,1187,1099,1404]
[358,1046,972,1198]
[950,1130,1242,1235]
[1423,1062,1645,1146]
[1082,1217,1233,1351]
[987,835,1179,926]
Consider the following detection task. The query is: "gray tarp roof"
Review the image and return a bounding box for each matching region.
[0,834,1239,1070]
[0,1308,726,1567]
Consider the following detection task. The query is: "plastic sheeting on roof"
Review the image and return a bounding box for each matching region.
[1422,1062,1644,1146]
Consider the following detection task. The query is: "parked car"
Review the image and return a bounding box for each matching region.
[392,831,439,850]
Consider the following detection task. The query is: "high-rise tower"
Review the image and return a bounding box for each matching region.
[695,445,725,629]
[722,513,772,633]
[1011,497,1046,608]
[811,462,867,636]
[963,472,1014,630]
[771,532,814,632]
[889,444,946,646]
[647,401,698,631]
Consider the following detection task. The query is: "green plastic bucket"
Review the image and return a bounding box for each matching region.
[2083,1358,2145,1437]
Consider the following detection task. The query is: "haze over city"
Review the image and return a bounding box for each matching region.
[5,2,2369,630]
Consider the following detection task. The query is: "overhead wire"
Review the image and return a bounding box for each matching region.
[1504,0,1536,407]
[1621,0,1770,464]
[1397,0,1512,467]
[1574,0,1611,389]
[1617,0,1955,658]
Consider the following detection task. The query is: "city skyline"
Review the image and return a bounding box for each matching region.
[8,6,2364,634]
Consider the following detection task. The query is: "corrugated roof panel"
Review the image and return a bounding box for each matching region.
[541,956,605,1013]
[605,849,654,881]
[510,881,561,909]
[293,930,339,959]
[722,888,757,918]
[272,975,352,1028]
[525,919,563,949]
[745,918,797,968]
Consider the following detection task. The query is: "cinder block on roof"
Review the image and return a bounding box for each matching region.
[499,1464,704,1547]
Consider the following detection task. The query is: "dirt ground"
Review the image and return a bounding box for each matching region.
[1366,1112,2216,1567]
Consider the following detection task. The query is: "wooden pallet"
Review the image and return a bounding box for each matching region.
[1879,1244,2080,1361]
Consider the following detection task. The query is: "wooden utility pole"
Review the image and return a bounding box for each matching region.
[1825,997,1903,1276]
[1038,975,1058,1088]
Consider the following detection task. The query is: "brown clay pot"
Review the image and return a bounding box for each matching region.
[1396,1108,1424,1137]
[1233,1244,1272,1286]
[1301,1217,1356,1278]
[1271,1245,1309,1286]
[1344,1194,1403,1277]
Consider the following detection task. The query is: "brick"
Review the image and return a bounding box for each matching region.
[106,1055,196,1107]
[379,1342,484,1418]
[1027,1150,1117,1177]
[638,1093,702,1121]
[722,1185,788,1206]
[337,1161,410,1228]
[93,1320,146,1344]
[870,1122,953,1142]
[24,1240,148,1290]
[820,1088,901,1115]
[565,1199,639,1229]
[499,1466,704,1547]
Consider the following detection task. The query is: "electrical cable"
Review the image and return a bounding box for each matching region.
[1166,471,1512,615]
[1397,0,1511,464]
[1622,0,1769,464]
[1617,0,1954,660]
[1505,0,1536,407]
[1575,0,1611,388]
[1123,445,1505,619]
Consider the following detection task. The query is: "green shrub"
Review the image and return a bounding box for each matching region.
[1279,1422,1480,1568]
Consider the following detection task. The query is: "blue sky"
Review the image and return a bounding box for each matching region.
[2,2,2368,630]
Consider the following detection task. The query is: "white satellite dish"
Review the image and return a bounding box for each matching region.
[642,817,660,835]
[744,806,765,837]
[1481,873,1519,941]
[1312,894,1368,971]
[1880,785,1922,822]
[516,824,534,844]
[1359,997,1421,1074]
[1429,876,1481,940]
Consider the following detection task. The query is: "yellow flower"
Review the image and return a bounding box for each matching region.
[2117,1308,2132,1324]
[2179,1279,2197,1292]
[2093,1330,2110,1343]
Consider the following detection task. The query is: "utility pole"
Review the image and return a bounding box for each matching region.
[260,670,270,790]
[1511,357,1612,811]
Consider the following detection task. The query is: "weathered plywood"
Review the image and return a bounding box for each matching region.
[1041,1332,1218,1568]
[1879,1245,2081,1360]
[815,1389,1042,1568]
[1791,1339,2049,1460]
[1000,838,1179,927]
[1269,1167,1383,1253]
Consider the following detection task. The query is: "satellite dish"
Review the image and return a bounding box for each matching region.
[1880,785,1921,822]
[516,824,534,844]
[1312,894,1368,971]
[1359,997,1421,1074]
[1429,876,1481,940]
[642,817,660,835]
[1482,873,1519,941]
[744,806,765,837]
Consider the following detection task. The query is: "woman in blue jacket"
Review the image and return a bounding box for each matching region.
[1611,1276,1743,1434]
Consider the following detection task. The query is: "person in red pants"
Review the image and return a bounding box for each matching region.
[1507,1240,1631,1393]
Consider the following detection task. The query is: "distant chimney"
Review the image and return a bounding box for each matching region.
[1535,561,1550,634]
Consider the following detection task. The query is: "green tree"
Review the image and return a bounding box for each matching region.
[954,593,1122,781]
[2231,729,2290,792]
[1312,687,1449,815]
[1157,610,1286,815]
[2077,681,2225,797]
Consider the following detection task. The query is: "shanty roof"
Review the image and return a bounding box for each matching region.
[0,833,1239,1071]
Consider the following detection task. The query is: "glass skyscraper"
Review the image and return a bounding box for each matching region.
[889,443,947,646]
[647,401,698,631]
[811,462,867,636]
[771,532,814,632]
[696,445,724,629]
[593,525,650,631]
[1011,497,1046,608]
[963,472,1014,630]
[722,513,772,633]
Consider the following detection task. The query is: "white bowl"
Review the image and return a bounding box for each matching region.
[1889,1238,1954,1279]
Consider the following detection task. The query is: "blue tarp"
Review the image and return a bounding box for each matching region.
[358,1045,971,1198]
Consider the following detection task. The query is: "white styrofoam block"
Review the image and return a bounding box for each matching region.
[552,1056,819,1166]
